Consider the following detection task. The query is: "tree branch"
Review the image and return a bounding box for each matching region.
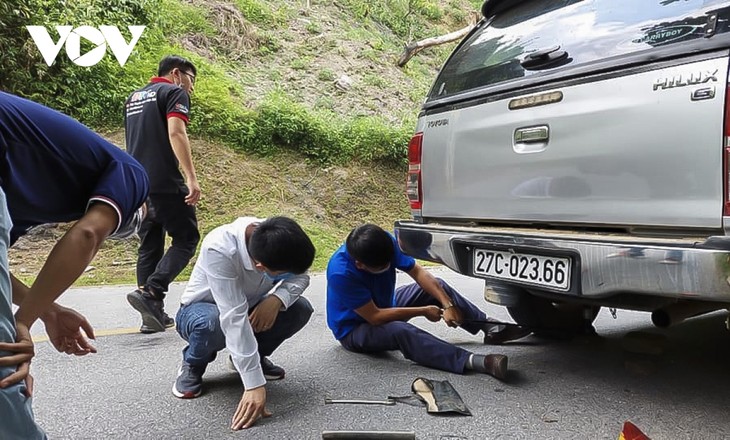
[397,23,476,67]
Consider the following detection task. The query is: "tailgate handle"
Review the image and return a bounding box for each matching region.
[514,125,549,143]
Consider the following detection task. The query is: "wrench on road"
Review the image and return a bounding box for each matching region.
[324,398,396,406]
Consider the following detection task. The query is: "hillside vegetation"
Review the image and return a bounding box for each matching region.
[1,0,482,284]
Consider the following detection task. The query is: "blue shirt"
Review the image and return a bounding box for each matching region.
[0,92,149,244]
[326,233,416,340]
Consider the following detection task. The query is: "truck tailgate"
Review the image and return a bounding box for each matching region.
[419,56,729,229]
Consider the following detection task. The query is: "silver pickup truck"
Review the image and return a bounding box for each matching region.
[395,0,730,333]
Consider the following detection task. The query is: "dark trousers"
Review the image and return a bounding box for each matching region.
[176,297,314,367]
[339,279,487,374]
[136,193,199,297]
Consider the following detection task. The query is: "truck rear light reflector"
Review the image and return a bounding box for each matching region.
[725,83,730,216]
[407,132,423,210]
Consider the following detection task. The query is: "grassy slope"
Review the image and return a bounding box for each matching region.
[10,134,411,285]
[9,0,484,285]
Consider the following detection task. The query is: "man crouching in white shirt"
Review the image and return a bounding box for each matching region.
[172,216,315,430]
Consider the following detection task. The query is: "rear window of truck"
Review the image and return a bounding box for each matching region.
[428,0,730,100]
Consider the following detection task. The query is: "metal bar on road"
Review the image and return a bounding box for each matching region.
[324,398,396,406]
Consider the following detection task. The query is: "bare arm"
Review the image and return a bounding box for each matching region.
[11,274,65,321]
[406,263,464,327]
[13,203,117,328]
[354,300,441,326]
[406,264,452,306]
[0,204,112,387]
[10,274,30,306]
[168,117,200,205]
[11,273,96,355]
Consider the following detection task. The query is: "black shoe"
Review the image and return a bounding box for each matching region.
[261,357,285,381]
[484,324,532,345]
[227,355,285,381]
[172,363,206,399]
[127,289,166,333]
[141,312,174,334]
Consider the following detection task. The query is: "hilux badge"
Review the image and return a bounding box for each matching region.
[653,69,718,91]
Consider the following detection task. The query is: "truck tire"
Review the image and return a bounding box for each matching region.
[507,293,600,337]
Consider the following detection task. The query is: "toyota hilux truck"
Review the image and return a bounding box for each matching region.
[395,0,730,333]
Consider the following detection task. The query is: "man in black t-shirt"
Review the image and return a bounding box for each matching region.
[124,55,201,334]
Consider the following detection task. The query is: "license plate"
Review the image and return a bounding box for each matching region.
[473,249,571,291]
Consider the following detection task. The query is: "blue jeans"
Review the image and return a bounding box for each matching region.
[176,296,314,367]
[0,188,46,440]
[339,279,487,374]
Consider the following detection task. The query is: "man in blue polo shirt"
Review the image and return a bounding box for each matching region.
[0,91,149,439]
[326,224,531,381]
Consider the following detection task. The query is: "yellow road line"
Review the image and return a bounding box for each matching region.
[32,327,141,343]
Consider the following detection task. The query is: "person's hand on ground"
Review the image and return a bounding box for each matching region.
[231,386,271,430]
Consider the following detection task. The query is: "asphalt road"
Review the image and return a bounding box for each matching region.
[26,268,730,440]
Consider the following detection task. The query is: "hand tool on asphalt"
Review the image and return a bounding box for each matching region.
[322,431,416,440]
[462,317,545,333]
[461,317,585,336]
[324,398,396,406]
[404,377,471,416]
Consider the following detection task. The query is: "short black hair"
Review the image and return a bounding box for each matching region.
[345,224,394,268]
[158,55,197,77]
[249,217,315,274]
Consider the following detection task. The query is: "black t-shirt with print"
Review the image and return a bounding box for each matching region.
[124,77,191,194]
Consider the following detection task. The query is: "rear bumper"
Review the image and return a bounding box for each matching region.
[395,220,730,304]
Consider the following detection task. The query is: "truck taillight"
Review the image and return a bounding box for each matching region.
[406,132,423,211]
[725,84,730,216]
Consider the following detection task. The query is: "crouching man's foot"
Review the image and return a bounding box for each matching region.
[227,354,285,381]
[172,363,206,399]
[483,323,531,345]
[261,357,285,381]
[466,353,508,380]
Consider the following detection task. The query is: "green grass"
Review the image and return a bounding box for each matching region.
[4,0,479,286]
[10,141,412,287]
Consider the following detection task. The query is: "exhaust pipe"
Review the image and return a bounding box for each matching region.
[651,301,725,328]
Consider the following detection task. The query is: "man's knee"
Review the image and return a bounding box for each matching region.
[288,297,314,329]
[385,320,418,336]
[188,228,201,247]
[171,228,200,254]
[436,278,460,296]
[179,306,221,339]
[192,315,221,335]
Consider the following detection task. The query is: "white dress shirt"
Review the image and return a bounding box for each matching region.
[180,217,310,390]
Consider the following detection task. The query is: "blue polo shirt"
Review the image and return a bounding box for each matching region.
[0,91,149,244]
[326,233,416,340]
